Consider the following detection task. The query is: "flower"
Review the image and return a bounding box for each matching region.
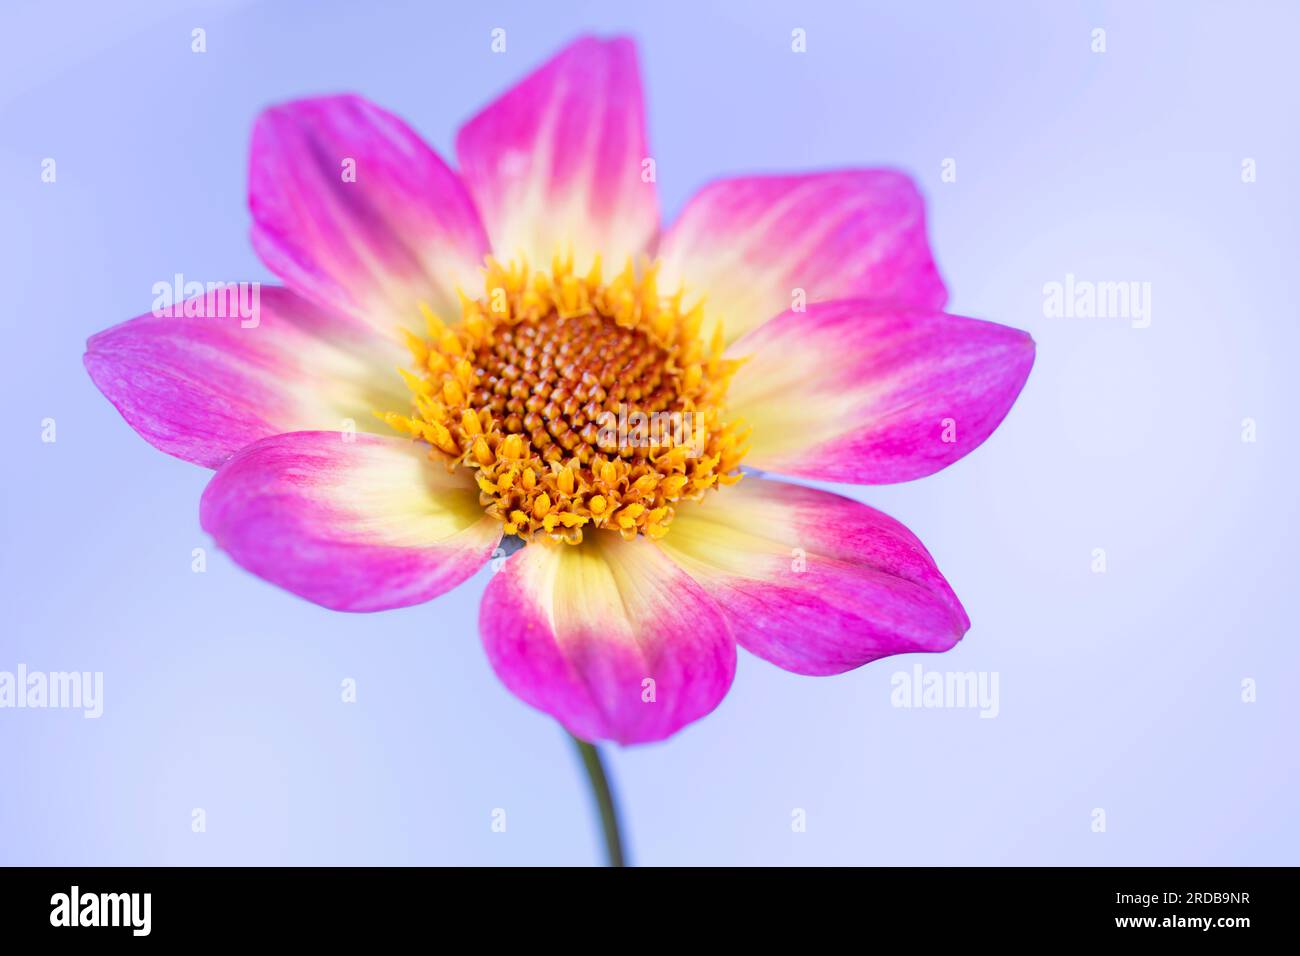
[85,35,1034,745]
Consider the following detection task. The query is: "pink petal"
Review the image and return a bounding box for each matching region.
[657,170,948,344]
[250,94,490,338]
[200,432,501,612]
[85,287,407,469]
[480,534,735,745]
[659,478,969,676]
[456,36,658,270]
[727,300,1035,483]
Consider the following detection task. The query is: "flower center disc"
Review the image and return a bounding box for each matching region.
[384,255,749,543]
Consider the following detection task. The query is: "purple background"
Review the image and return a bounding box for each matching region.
[1,0,1296,864]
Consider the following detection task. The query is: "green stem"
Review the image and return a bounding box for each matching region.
[569,733,628,867]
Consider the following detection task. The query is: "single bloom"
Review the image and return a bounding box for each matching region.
[85,36,1034,744]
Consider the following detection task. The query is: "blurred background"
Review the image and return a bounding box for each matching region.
[1,0,1296,865]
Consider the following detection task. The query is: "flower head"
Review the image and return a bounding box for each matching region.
[86,36,1034,744]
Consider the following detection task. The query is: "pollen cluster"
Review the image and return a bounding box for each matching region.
[382,254,749,543]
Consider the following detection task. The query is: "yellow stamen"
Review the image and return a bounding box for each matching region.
[384,255,747,543]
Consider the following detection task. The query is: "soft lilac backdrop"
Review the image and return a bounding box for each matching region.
[2,0,1296,864]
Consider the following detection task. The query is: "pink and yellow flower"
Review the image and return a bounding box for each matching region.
[85,36,1033,744]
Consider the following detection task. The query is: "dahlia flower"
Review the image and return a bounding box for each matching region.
[85,36,1033,755]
